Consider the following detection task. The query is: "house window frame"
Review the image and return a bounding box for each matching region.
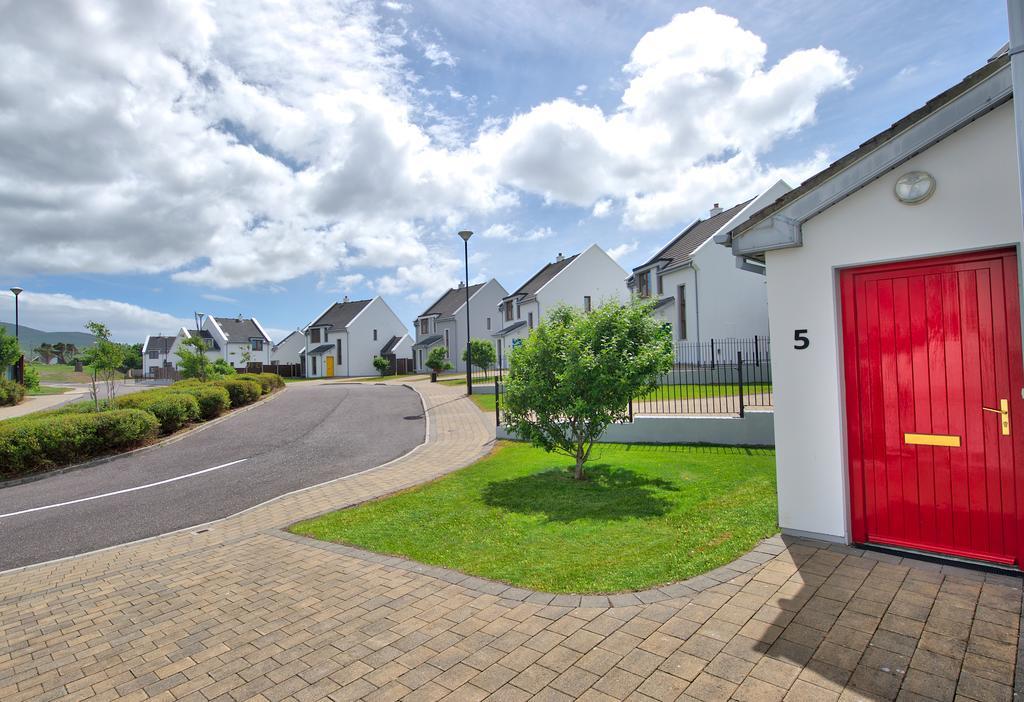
[250,338,264,351]
[528,312,534,330]
[486,316,491,331]
[583,295,592,312]
[373,329,378,341]
[678,285,687,340]
[504,303,513,322]
[336,339,342,364]
[637,270,651,298]
[419,318,429,334]
[148,349,160,360]
[310,328,321,343]
[443,328,450,356]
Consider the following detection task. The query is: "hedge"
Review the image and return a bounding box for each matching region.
[167,384,230,420]
[235,373,285,394]
[0,409,159,477]
[213,378,262,407]
[0,379,25,407]
[112,392,200,434]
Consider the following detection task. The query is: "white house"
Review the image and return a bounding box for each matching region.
[412,279,508,373]
[166,315,272,370]
[627,183,790,354]
[270,331,305,367]
[494,245,629,366]
[303,296,411,378]
[141,334,176,376]
[719,48,1024,568]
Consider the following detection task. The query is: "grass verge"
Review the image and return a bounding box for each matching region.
[27,386,70,396]
[290,441,777,593]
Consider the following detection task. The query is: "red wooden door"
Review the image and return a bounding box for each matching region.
[841,248,1024,566]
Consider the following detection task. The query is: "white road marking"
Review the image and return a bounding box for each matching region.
[0,459,249,519]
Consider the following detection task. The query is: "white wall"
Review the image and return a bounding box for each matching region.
[765,101,1024,541]
[344,297,411,377]
[271,333,305,365]
[692,238,769,341]
[535,245,629,317]
[449,279,507,371]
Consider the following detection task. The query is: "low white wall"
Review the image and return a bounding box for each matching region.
[497,410,774,446]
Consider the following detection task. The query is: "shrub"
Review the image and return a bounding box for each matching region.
[22,365,40,390]
[235,373,270,395]
[0,379,25,406]
[258,372,285,391]
[214,378,261,407]
[0,409,159,477]
[112,391,200,434]
[168,384,230,420]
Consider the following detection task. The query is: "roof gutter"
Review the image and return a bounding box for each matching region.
[1008,0,1024,231]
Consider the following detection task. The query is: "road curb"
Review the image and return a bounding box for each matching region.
[0,386,287,490]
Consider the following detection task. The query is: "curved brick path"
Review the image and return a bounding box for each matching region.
[0,379,1020,701]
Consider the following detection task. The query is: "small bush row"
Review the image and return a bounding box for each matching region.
[0,375,283,478]
[0,410,159,478]
[0,379,25,407]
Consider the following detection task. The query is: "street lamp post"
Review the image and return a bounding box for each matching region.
[9,287,22,341]
[9,287,23,385]
[458,230,473,395]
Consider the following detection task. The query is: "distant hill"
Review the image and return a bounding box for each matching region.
[0,322,95,357]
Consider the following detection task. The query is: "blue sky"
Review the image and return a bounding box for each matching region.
[0,1,1010,342]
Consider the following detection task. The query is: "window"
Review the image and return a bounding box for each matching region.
[444,329,450,355]
[373,329,378,341]
[528,312,534,330]
[516,302,521,320]
[311,356,318,375]
[504,303,513,322]
[310,328,321,343]
[637,270,651,298]
[148,350,159,359]
[583,296,592,312]
[336,339,342,363]
[420,318,429,334]
[419,349,424,368]
[656,274,663,295]
[678,285,687,340]
[250,338,264,351]
[486,317,491,331]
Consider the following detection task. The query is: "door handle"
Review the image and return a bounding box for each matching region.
[982,399,1010,436]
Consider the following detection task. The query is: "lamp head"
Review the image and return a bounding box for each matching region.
[9,286,23,297]
[457,230,473,242]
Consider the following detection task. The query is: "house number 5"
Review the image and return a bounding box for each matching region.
[794,330,810,350]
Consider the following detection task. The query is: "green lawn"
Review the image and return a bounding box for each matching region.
[29,363,96,384]
[290,441,778,593]
[26,385,69,396]
[438,375,498,387]
[469,393,496,413]
[635,383,772,402]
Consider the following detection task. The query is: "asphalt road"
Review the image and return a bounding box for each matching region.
[0,382,425,571]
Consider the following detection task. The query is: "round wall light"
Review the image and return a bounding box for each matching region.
[894,171,936,205]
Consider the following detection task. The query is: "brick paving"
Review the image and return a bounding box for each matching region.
[0,379,1020,701]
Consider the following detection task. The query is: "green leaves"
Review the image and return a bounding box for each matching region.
[502,298,674,478]
[462,339,496,372]
[426,346,452,373]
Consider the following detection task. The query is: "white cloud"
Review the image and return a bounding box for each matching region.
[607,241,638,262]
[337,273,366,288]
[0,3,849,302]
[575,84,588,96]
[0,291,189,343]
[481,224,553,242]
[591,198,613,218]
[201,293,237,303]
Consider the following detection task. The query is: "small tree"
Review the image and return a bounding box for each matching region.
[82,321,127,409]
[0,328,20,378]
[241,349,252,370]
[209,359,236,379]
[177,336,212,381]
[462,339,496,376]
[373,356,391,376]
[425,346,452,381]
[503,299,673,480]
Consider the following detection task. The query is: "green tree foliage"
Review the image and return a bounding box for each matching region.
[82,321,127,409]
[462,339,496,375]
[120,343,143,371]
[176,335,212,381]
[373,356,391,376]
[0,327,20,370]
[502,299,673,480]
[33,342,55,364]
[22,364,40,390]
[425,346,452,375]
[209,359,236,379]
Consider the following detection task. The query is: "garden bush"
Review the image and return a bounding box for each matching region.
[0,409,159,477]
[235,373,270,395]
[167,384,230,420]
[112,391,200,433]
[213,378,262,407]
[258,372,285,391]
[0,379,25,406]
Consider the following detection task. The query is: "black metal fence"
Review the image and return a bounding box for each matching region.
[494,337,772,424]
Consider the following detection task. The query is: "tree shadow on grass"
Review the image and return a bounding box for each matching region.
[480,464,678,522]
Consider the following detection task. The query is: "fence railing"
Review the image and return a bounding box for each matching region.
[495,337,772,425]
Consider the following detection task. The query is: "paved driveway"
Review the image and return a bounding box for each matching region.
[0,380,1019,702]
[0,382,424,570]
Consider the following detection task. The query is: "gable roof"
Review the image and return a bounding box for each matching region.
[420,283,485,318]
[272,330,302,350]
[730,51,1011,246]
[634,200,751,273]
[310,299,373,329]
[143,335,176,354]
[213,317,269,343]
[505,254,579,301]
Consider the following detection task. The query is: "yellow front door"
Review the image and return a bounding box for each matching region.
[326,356,334,376]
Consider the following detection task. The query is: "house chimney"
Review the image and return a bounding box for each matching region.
[458,281,464,289]
[709,203,723,217]
[555,252,564,262]
[343,295,350,303]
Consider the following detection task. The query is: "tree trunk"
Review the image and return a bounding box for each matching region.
[574,457,584,480]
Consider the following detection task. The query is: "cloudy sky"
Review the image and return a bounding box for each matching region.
[0,0,1009,342]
